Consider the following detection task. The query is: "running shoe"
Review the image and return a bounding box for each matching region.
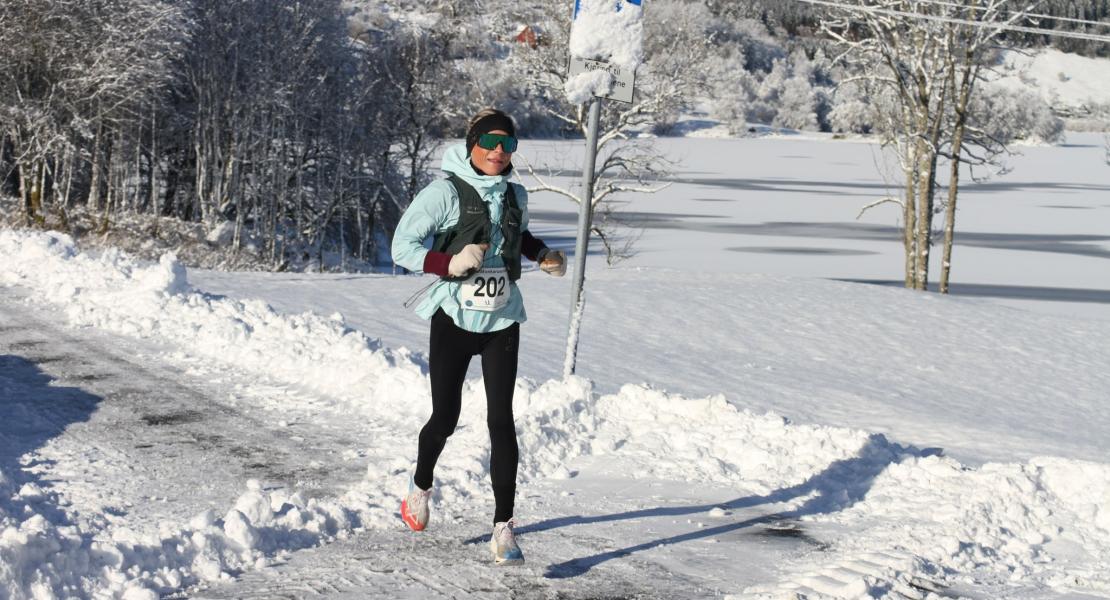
[400,478,431,532]
[490,520,524,565]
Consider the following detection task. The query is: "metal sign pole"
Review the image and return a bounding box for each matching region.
[563,97,603,378]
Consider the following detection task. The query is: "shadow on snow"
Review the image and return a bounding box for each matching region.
[0,355,102,523]
[842,279,1110,305]
[465,434,936,579]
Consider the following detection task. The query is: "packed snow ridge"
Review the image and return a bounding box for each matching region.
[1,229,1110,599]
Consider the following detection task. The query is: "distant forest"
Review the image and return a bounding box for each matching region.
[712,0,1110,56]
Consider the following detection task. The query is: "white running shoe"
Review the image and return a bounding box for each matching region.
[490,520,524,565]
[400,478,431,532]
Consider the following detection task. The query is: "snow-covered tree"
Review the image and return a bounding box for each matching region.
[0,1,506,269]
[705,49,756,135]
[0,0,184,225]
[369,20,460,206]
[750,48,832,132]
[819,0,1045,292]
[178,0,368,264]
[829,78,882,134]
[705,0,823,36]
[823,4,951,289]
[970,85,1064,144]
[640,0,720,133]
[934,2,1058,294]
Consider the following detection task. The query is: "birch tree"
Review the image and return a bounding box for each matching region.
[935,1,1044,294]
[819,0,1042,292]
[822,2,951,290]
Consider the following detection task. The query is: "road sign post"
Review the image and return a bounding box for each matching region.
[563,97,602,378]
[562,0,642,378]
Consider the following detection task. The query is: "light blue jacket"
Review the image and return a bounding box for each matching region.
[392,144,530,333]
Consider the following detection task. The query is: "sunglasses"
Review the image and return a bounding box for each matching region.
[476,133,518,153]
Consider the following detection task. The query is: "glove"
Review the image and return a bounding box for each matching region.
[448,243,488,277]
[537,248,567,277]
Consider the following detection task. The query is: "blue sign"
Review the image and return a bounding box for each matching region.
[574,0,642,19]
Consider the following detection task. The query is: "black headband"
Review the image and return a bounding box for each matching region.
[466,113,516,153]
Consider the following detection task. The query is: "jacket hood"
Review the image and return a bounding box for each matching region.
[440,144,511,197]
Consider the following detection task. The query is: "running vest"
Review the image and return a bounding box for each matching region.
[431,174,523,282]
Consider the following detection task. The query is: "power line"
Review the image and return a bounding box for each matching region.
[906,0,1110,30]
[797,0,1110,42]
[795,0,1110,44]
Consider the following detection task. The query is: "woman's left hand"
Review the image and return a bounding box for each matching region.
[539,249,566,277]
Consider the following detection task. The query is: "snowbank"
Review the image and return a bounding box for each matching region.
[0,230,427,418]
[0,467,372,599]
[770,454,1110,597]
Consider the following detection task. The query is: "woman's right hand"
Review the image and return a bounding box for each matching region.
[448,243,488,277]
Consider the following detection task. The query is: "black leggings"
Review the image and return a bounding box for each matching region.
[414,309,520,524]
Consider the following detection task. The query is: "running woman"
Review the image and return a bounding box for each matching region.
[391,108,566,565]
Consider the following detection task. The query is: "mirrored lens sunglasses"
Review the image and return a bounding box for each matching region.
[477,133,518,153]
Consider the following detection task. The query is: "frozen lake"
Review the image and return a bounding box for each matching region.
[517,132,1110,320]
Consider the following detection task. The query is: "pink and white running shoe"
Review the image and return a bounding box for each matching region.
[400,478,431,532]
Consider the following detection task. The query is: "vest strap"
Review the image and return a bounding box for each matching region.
[430,175,523,282]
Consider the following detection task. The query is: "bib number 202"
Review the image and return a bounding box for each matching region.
[472,275,506,299]
[460,267,509,312]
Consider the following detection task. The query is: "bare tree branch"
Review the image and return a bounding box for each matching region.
[856,196,904,219]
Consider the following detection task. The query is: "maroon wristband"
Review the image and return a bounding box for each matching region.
[423,251,452,277]
[522,230,547,262]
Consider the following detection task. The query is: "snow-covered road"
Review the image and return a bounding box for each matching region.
[188,468,835,600]
[0,283,375,511]
[0,285,389,596]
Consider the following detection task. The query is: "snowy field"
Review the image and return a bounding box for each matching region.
[2,131,1110,599]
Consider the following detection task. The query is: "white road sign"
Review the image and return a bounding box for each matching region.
[567,56,635,104]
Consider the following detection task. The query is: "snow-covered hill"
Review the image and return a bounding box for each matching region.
[994,48,1110,127]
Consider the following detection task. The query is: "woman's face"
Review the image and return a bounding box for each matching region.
[471,129,513,176]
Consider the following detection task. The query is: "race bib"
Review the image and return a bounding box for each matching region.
[459,267,510,312]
